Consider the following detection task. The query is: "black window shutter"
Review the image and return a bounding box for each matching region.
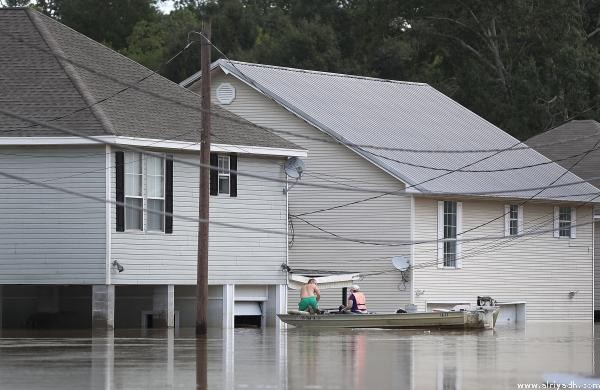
[115,151,125,232]
[210,153,218,196]
[165,155,173,234]
[230,155,237,197]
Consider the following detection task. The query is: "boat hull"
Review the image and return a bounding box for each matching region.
[278,308,499,330]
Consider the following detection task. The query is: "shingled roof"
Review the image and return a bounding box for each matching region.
[0,8,301,152]
[183,60,599,202]
[527,120,600,186]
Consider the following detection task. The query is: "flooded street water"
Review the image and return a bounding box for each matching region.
[0,323,596,389]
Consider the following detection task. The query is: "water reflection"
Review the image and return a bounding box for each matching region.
[0,324,595,389]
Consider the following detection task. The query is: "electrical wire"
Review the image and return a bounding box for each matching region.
[3,25,600,254]
[2,167,598,247]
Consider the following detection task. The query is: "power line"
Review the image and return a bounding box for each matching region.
[1,22,597,162]
[3,24,600,238]
[187,32,600,157]
[197,36,600,218]
[1,167,597,247]
[5,41,196,134]
[5,105,600,203]
[0,23,597,186]
[356,143,600,173]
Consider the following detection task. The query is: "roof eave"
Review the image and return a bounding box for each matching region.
[0,136,308,157]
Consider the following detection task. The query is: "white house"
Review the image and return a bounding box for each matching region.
[0,9,306,329]
[183,60,599,323]
[527,120,600,320]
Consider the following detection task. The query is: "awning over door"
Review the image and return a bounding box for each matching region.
[288,273,362,290]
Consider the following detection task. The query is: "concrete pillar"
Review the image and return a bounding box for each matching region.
[167,328,174,386]
[223,328,235,388]
[92,285,115,330]
[276,284,287,330]
[91,329,114,390]
[266,284,288,329]
[223,284,235,329]
[153,285,175,328]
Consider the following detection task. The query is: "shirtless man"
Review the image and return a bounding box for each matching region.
[298,278,321,314]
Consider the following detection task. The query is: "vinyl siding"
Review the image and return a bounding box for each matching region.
[110,150,287,285]
[0,145,107,284]
[413,198,594,321]
[201,74,412,313]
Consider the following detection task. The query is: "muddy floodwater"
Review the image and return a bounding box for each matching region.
[0,323,597,389]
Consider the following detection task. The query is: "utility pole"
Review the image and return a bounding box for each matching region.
[196,17,211,336]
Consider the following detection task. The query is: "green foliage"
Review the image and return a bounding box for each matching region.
[0,0,31,7]
[36,0,160,50]
[41,0,600,139]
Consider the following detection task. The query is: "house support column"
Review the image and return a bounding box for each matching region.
[91,330,114,389]
[265,284,287,329]
[153,285,175,328]
[223,284,235,329]
[92,285,115,330]
[276,284,287,330]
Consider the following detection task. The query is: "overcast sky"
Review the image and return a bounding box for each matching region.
[158,0,175,14]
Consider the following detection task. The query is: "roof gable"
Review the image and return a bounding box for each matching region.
[184,59,599,202]
[0,9,301,152]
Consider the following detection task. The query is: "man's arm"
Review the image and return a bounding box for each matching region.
[314,286,321,301]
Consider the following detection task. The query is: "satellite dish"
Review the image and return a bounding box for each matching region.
[392,255,410,271]
[284,157,305,179]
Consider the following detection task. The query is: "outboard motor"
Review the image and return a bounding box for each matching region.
[477,296,496,307]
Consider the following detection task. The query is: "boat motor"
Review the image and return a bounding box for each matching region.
[477,296,496,307]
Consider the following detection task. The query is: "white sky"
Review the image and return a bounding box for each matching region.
[158,0,175,14]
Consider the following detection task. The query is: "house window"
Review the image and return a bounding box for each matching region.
[218,155,230,195]
[147,156,165,232]
[559,207,572,237]
[125,152,143,230]
[124,153,165,232]
[509,205,519,236]
[443,201,457,268]
[504,204,523,236]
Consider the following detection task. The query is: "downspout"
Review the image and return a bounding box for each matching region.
[410,195,415,305]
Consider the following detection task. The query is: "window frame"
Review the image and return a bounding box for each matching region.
[122,152,166,233]
[438,200,462,269]
[558,206,572,238]
[146,155,166,232]
[443,201,458,268]
[218,155,231,195]
[124,151,143,231]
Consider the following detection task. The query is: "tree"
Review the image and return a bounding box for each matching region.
[0,0,31,6]
[406,0,600,138]
[36,0,160,50]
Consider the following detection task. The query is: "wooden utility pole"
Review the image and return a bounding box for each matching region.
[196,17,211,335]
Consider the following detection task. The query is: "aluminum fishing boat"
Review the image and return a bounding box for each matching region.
[278,306,500,330]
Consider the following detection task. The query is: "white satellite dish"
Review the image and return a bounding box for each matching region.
[392,255,410,271]
[284,157,305,179]
[283,157,305,194]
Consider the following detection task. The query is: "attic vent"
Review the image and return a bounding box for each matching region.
[216,83,236,104]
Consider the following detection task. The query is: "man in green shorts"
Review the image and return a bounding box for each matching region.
[299,278,321,314]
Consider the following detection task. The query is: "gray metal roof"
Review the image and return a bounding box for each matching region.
[0,9,301,151]
[183,59,599,202]
[527,120,600,187]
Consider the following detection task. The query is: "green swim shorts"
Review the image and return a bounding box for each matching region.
[298,296,319,312]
